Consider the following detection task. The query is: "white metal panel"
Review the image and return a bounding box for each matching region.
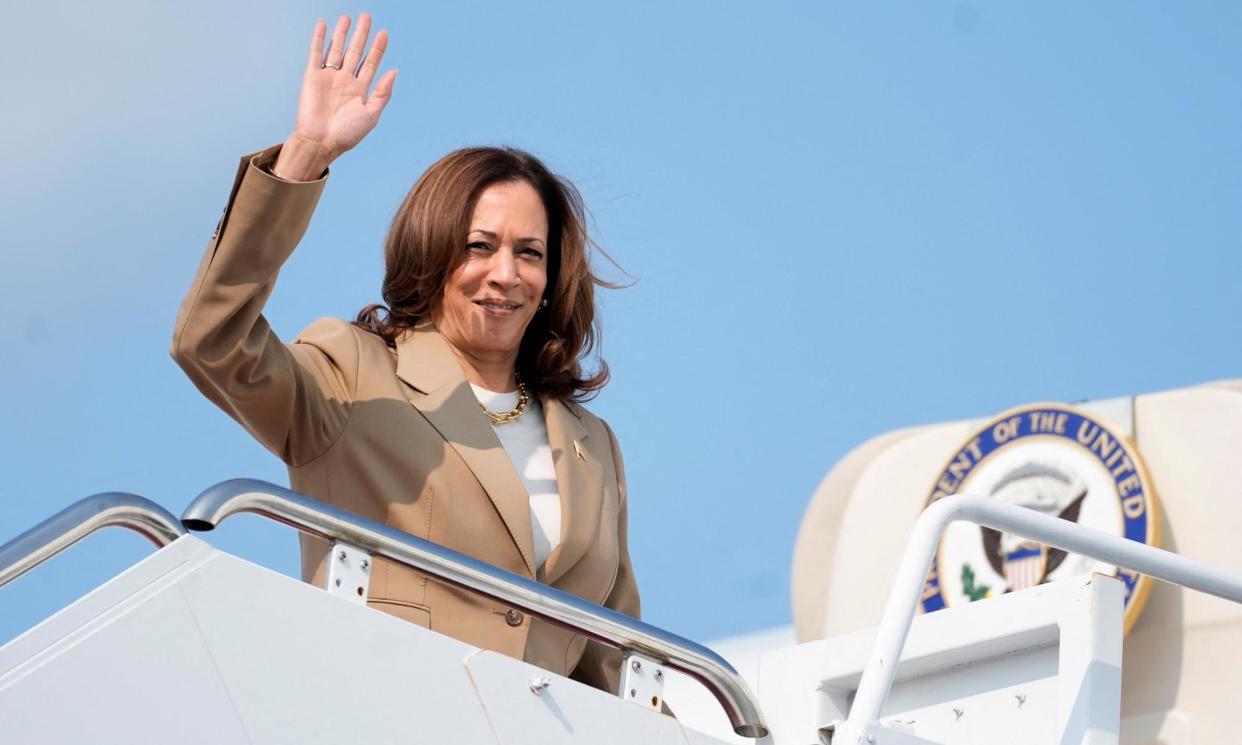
[0,572,250,744]
[0,535,213,674]
[863,724,942,745]
[1078,396,1134,437]
[176,551,499,745]
[466,649,702,745]
[1056,573,1124,744]
[1119,710,1192,745]
[619,653,667,712]
[682,726,768,745]
[2,534,746,745]
[878,646,1058,744]
[760,575,1124,745]
[322,539,371,603]
[1123,385,1242,745]
[1,534,502,744]
[760,585,1063,744]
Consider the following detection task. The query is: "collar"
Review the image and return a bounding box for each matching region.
[394,321,602,584]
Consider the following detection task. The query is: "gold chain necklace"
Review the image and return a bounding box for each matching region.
[479,375,529,426]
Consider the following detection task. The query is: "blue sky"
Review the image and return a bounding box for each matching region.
[1,1,1239,646]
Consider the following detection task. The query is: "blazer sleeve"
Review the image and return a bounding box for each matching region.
[170,144,356,467]
[569,420,643,695]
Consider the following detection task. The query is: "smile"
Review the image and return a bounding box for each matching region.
[475,299,522,316]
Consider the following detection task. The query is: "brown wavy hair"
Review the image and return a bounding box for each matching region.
[355,147,611,402]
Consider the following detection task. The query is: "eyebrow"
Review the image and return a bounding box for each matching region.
[468,229,546,247]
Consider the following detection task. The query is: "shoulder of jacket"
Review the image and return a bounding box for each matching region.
[293,317,389,358]
[563,398,592,421]
[571,402,616,443]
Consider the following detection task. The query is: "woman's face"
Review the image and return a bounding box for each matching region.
[434,179,549,363]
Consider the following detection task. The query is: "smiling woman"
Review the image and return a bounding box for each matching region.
[170,12,638,696]
[443,182,552,379]
[355,146,610,401]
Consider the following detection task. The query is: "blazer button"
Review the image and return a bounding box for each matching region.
[505,609,524,626]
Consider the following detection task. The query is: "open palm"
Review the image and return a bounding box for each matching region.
[289,14,397,166]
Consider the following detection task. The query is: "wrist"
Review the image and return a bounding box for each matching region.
[271,133,332,182]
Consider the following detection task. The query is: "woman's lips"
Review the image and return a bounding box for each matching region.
[475,299,521,317]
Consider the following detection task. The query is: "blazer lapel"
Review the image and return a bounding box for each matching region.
[395,323,537,577]
[540,398,604,586]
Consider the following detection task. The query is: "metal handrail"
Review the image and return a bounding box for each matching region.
[180,478,768,738]
[836,493,1242,745]
[0,493,186,588]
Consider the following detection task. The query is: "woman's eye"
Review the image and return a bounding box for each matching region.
[466,242,492,252]
[521,247,545,260]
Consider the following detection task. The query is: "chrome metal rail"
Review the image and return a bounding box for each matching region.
[836,493,1242,745]
[0,493,186,588]
[181,478,768,738]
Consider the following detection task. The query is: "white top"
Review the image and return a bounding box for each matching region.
[470,384,562,570]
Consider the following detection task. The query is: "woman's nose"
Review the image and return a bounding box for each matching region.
[486,248,520,287]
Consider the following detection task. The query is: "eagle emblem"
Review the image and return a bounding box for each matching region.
[980,462,1086,592]
[920,403,1159,633]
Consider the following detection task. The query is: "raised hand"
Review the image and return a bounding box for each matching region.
[273,14,397,181]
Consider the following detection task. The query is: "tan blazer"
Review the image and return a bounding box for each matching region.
[171,144,640,694]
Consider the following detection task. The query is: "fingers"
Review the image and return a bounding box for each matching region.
[305,19,326,73]
[342,12,372,75]
[357,29,388,89]
[324,15,350,69]
[368,69,398,112]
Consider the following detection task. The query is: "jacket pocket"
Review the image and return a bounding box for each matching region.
[368,597,431,629]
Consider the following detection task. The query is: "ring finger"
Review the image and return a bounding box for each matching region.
[323,15,350,69]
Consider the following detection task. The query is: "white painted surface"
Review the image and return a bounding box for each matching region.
[0,575,251,744]
[862,724,942,745]
[322,539,372,603]
[466,650,692,745]
[175,551,497,744]
[619,653,667,713]
[0,536,729,745]
[761,576,1124,745]
[1056,574,1124,744]
[0,535,213,673]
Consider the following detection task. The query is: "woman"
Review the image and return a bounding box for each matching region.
[171,13,638,694]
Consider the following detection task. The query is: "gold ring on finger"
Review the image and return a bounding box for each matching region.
[323,62,341,70]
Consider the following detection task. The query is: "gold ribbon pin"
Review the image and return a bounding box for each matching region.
[573,440,587,461]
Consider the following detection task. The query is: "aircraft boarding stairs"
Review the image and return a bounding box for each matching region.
[2,479,1240,745]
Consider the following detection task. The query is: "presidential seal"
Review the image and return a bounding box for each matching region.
[919,403,1159,632]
